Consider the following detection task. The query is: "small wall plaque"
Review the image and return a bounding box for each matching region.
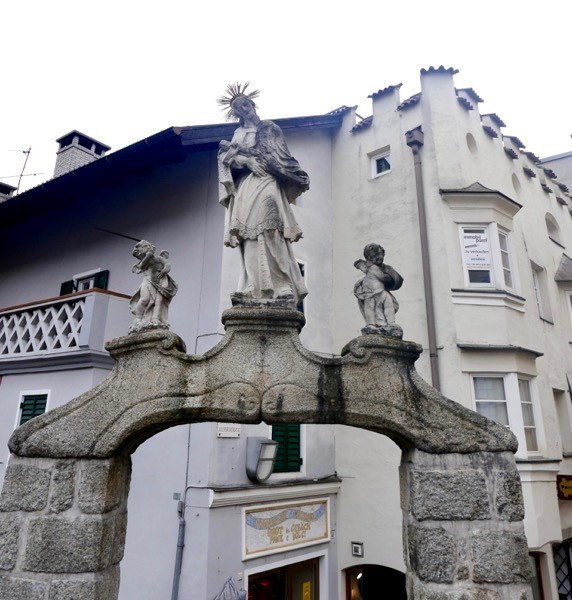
[217,423,241,438]
[351,541,364,557]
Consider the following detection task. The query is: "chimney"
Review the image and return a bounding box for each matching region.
[0,181,17,202]
[53,130,111,178]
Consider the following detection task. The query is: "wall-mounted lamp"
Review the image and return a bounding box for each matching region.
[246,437,278,483]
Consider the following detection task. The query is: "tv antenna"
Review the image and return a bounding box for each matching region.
[8,147,32,193]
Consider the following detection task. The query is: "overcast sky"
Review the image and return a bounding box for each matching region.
[3,0,571,194]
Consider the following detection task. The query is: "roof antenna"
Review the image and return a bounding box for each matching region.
[15,147,31,194]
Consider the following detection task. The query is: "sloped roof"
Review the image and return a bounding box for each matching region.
[397,93,421,111]
[440,181,521,208]
[555,254,572,282]
[482,113,507,128]
[351,115,373,133]
[456,88,484,103]
[421,65,459,75]
[0,113,343,223]
[368,84,402,99]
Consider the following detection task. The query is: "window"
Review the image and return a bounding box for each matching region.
[473,376,508,425]
[271,424,301,473]
[554,388,572,454]
[546,213,563,247]
[518,379,538,451]
[498,231,513,288]
[18,393,48,425]
[460,225,516,290]
[60,269,109,295]
[369,146,391,178]
[472,375,539,455]
[531,263,552,322]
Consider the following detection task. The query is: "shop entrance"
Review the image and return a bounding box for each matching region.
[345,564,406,599]
[248,558,319,600]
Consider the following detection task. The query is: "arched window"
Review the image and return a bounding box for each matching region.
[546,213,563,246]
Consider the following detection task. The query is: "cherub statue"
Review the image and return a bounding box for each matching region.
[354,244,404,338]
[129,240,178,333]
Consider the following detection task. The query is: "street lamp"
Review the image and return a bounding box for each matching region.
[246,437,278,483]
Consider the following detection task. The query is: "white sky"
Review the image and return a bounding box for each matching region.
[3,0,572,194]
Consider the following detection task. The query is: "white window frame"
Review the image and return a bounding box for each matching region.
[470,374,541,457]
[531,263,553,323]
[459,223,518,292]
[14,389,51,430]
[72,267,104,291]
[369,146,391,179]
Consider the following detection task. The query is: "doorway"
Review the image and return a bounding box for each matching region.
[248,557,319,600]
[345,564,406,599]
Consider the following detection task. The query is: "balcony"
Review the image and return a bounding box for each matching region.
[0,290,131,374]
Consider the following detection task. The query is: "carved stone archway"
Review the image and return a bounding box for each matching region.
[0,307,532,599]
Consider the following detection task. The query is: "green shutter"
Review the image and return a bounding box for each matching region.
[272,424,301,473]
[59,280,75,295]
[19,394,47,425]
[93,270,109,290]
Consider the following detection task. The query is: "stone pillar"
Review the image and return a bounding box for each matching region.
[0,454,130,600]
[401,450,532,599]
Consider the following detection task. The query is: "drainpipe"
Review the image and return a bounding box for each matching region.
[406,126,441,391]
[171,498,186,600]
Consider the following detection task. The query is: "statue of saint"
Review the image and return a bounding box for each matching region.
[217,83,309,304]
[129,240,178,332]
[354,244,403,337]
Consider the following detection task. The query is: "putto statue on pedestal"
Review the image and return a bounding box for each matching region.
[217,83,309,306]
[354,244,404,338]
[129,240,178,333]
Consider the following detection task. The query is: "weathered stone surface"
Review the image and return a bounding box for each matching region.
[494,471,525,521]
[411,470,491,520]
[409,526,456,583]
[78,460,129,514]
[471,531,531,583]
[0,307,532,600]
[50,461,76,513]
[0,514,20,570]
[49,569,120,600]
[24,516,117,573]
[412,584,502,600]
[8,309,517,459]
[0,463,51,511]
[0,575,46,600]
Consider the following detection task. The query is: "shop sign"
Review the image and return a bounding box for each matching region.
[557,475,572,500]
[243,498,330,559]
[462,230,491,268]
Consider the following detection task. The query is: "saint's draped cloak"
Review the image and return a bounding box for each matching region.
[218,120,310,299]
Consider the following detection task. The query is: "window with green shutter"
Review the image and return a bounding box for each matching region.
[19,394,48,425]
[272,424,301,473]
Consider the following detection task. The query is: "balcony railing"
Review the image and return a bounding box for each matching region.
[0,290,131,362]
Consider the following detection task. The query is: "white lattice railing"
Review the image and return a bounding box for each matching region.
[0,296,86,357]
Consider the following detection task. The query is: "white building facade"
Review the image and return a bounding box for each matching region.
[2,67,572,599]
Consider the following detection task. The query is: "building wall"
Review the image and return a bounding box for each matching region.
[326,70,572,594]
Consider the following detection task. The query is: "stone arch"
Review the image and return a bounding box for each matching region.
[0,307,532,599]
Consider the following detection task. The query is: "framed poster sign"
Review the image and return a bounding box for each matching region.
[243,498,330,560]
